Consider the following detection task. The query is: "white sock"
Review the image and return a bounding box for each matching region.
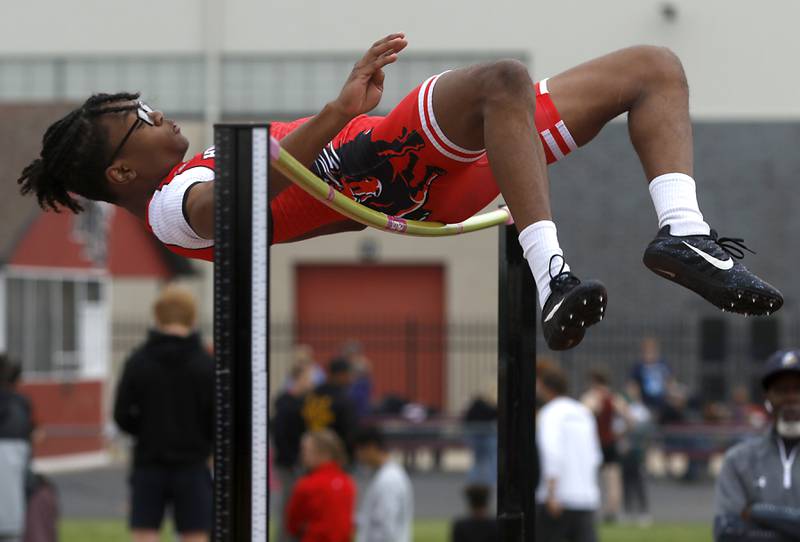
[518,220,570,309]
[648,173,711,236]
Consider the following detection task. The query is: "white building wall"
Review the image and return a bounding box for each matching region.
[0,0,203,54]
[3,0,800,118]
[527,0,800,119]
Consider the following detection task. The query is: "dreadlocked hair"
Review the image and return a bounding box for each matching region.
[18,92,142,213]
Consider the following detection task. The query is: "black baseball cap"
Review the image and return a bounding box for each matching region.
[761,349,800,390]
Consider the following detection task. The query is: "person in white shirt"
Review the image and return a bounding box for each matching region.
[354,426,413,542]
[536,362,602,542]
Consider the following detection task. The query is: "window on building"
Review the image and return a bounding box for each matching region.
[4,275,106,376]
[0,53,527,118]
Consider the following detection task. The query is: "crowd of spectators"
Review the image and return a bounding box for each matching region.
[272,342,418,542]
[9,282,795,542]
[533,335,798,541]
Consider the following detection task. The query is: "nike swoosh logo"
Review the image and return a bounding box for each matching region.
[682,242,734,270]
[544,299,564,322]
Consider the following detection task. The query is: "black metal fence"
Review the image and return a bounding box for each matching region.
[111,313,800,414]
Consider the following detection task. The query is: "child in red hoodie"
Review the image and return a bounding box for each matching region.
[286,430,356,542]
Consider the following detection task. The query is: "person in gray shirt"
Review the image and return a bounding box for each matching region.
[354,426,413,542]
[0,354,33,542]
[714,349,800,542]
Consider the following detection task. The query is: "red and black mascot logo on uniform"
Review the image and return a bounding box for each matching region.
[332,128,445,221]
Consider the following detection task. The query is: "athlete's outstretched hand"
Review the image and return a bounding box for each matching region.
[332,33,408,119]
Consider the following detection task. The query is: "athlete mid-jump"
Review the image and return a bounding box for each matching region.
[18,34,782,350]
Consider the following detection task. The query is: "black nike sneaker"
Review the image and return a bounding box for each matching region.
[542,256,608,351]
[643,226,783,316]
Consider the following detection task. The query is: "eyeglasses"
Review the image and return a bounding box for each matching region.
[107,101,155,166]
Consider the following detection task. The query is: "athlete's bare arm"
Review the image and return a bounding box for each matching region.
[185,33,408,240]
[184,181,214,239]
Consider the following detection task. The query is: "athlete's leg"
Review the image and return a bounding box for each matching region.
[433,60,551,231]
[382,47,691,227]
[544,46,781,315]
[544,47,705,236]
[545,45,693,180]
[431,49,780,333]
[433,61,606,350]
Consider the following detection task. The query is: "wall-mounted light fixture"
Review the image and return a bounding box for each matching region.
[661,2,678,22]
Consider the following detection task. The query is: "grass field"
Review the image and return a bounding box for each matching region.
[61,519,713,541]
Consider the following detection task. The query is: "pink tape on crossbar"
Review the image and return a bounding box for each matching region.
[326,186,336,201]
[502,206,515,225]
[385,216,408,233]
[269,136,281,160]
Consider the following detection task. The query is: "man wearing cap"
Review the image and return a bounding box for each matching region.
[713,349,800,542]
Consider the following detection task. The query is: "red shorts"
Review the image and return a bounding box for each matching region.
[270,74,576,244]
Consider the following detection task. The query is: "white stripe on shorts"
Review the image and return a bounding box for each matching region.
[541,129,565,161]
[418,72,486,163]
[555,120,578,152]
[539,77,550,94]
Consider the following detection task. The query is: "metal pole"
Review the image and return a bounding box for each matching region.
[498,224,537,541]
[213,124,271,542]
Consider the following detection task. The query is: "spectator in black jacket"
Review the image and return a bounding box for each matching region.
[272,362,314,542]
[114,286,214,542]
[302,358,358,463]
